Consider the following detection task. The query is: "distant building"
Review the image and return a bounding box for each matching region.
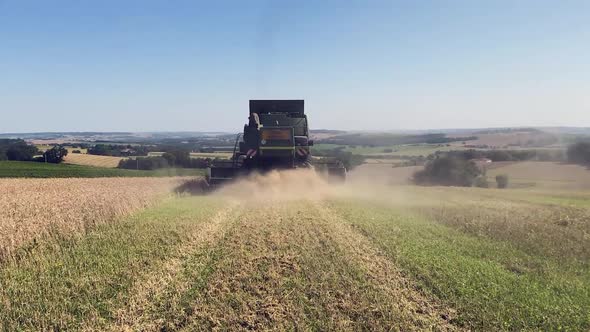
[470,158,492,170]
[120,148,136,156]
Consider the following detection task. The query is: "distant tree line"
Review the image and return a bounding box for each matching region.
[310,129,347,135]
[118,157,170,170]
[414,156,484,187]
[567,142,590,166]
[472,128,543,135]
[88,144,150,157]
[0,139,68,163]
[319,133,478,147]
[118,150,215,170]
[413,155,509,188]
[87,142,235,157]
[0,139,39,161]
[436,149,565,162]
[313,148,365,170]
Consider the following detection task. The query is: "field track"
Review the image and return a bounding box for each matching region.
[112,200,455,331]
[0,194,457,331]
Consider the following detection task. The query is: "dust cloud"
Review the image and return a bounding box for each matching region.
[213,169,339,202]
[211,168,412,204]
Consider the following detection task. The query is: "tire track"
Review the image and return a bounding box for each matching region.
[107,201,240,331]
[309,200,460,331]
[176,199,460,331]
[179,204,307,331]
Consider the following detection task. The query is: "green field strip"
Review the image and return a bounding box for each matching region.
[329,199,590,330]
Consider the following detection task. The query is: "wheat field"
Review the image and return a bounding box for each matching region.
[63,153,125,168]
[0,177,186,261]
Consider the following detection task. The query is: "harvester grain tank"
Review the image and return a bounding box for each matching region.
[207,100,346,187]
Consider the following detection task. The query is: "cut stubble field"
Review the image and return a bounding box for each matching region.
[0,170,589,330]
[63,153,124,168]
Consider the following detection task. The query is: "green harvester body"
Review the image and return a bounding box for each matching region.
[207,100,346,186]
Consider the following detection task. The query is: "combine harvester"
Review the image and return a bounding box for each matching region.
[207,100,346,187]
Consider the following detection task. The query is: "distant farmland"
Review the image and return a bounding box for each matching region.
[0,161,205,178]
[353,161,590,190]
[148,151,233,159]
[487,161,590,189]
[63,153,124,168]
[314,143,469,158]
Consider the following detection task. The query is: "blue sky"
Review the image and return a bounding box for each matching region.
[0,0,589,132]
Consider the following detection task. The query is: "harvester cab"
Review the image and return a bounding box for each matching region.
[207,100,346,187]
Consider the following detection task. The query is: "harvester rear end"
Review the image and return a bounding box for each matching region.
[207,100,346,188]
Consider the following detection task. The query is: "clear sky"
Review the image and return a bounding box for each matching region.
[1,0,589,133]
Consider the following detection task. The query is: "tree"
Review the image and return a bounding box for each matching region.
[161,150,191,167]
[43,146,68,163]
[486,150,513,162]
[162,152,176,166]
[312,149,364,170]
[475,176,489,188]
[1,140,39,161]
[496,174,509,189]
[88,144,111,156]
[413,156,483,187]
[118,157,170,170]
[567,142,590,165]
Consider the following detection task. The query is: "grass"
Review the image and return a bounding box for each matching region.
[0,161,205,178]
[329,196,590,330]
